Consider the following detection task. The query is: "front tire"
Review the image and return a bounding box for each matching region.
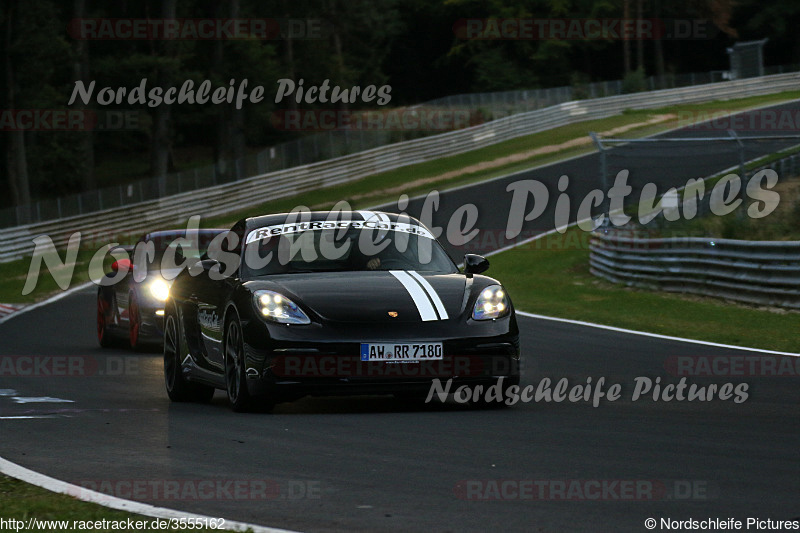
[164,307,214,403]
[97,290,114,348]
[225,314,256,412]
[128,291,144,351]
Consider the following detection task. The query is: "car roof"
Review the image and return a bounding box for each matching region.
[140,228,228,241]
[242,211,421,231]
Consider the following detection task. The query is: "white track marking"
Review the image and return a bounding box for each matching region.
[0,303,23,320]
[407,271,449,320]
[516,311,800,357]
[0,416,64,420]
[0,99,796,533]
[0,282,94,326]
[370,98,800,212]
[389,270,438,321]
[10,397,74,404]
[0,457,302,533]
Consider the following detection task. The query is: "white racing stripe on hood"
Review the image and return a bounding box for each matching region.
[407,271,449,320]
[389,270,438,321]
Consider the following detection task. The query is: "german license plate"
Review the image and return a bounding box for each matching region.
[360,342,443,362]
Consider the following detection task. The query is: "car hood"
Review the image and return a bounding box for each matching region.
[245,271,469,323]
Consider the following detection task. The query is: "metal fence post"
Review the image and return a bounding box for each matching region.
[589,132,609,226]
[728,129,747,192]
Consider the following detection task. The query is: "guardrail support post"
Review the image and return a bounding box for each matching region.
[727,129,746,183]
[589,132,609,227]
[728,129,747,219]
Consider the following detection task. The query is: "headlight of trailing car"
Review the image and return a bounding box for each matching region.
[253,290,311,325]
[472,285,510,320]
[148,279,171,301]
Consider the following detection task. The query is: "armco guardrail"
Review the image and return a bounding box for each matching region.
[590,230,800,309]
[2,72,800,263]
[10,65,799,228]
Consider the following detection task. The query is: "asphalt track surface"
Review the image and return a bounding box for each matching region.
[2,102,799,532]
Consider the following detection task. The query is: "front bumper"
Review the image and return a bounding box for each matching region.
[240,314,521,400]
[136,303,166,343]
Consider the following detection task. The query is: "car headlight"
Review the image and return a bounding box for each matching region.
[253,290,310,325]
[148,279,171,301]
[472,285,510,320]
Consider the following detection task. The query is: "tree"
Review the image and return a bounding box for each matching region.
[72,0,94,190]
[150,0,178,196]
[2,0,31,213]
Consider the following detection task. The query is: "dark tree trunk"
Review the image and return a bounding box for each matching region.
[73,0,95,190]
[636,0,644,71]
[623,0,631,75]
[282,0,297,113]
[3,0,31,216]
[150,0,177,196]
[653,0,666,86]
[328,0,348,111]
[229,0,245,177]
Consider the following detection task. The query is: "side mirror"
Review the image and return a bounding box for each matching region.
[464,254,489,276]
[111,258,132,272]
[199,259,220,271]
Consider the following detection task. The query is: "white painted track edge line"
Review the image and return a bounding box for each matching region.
[516,311,800,357]
[368,97,800,211]
[0,457,303,533]
[0,282,95,326]
[0,94,795,533]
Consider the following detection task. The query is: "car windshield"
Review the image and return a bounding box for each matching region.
[140,232,221,272]
[242,224,457,277]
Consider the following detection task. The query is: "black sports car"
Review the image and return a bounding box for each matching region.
[97,228,227,350]
[163,211,520,411]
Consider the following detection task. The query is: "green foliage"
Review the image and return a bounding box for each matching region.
[488,226,798,353]
[570,71,591,100]
[621,67,647,94]
[2,0,799,211]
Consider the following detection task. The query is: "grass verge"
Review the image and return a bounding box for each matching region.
[0,474,249,533]
[0,90,799,524]
[3,90,799,306]
[487,226,798,353]
[203,89,800,228]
